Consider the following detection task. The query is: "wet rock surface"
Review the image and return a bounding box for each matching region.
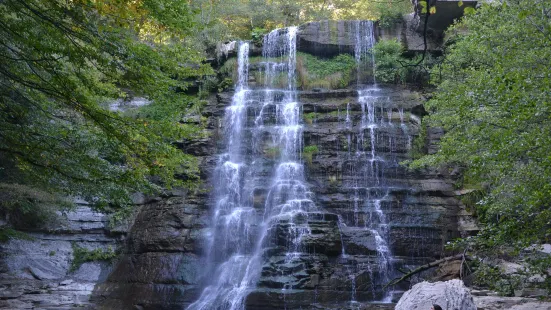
[90,85,473,309]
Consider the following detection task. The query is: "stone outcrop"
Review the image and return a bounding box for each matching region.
[395,279,476,310]
[0,205,127,309]
[91,193,211,309]
[298,18,442,56]
[91,19,477,309]
[90,95,220,310]
[216,17,445,63]
[91,81,472,309]
[473,295,551,310]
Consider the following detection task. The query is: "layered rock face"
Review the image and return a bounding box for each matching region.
[240,87,469,308]
[0,204,126,309]
[91,105,220,310]
[91,192,211,309]
[92,21,474,310]
[93,82,470,310]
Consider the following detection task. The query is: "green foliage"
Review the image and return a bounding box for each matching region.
[473,262,523,296]
[220,58,238,81]
[0,228,34,243]
[49,251,56,256]
[218,78,235,92]
[410,124,428,159]
[410,0,551,253]
[264,146,281,159]
[0,183,69,228]
[0,0,211,213]
[303,145,319,165]
[376,2,409,28]
[373,39,408,84]
[251,27,268,45]
[297,53,356,90]
[373,39,434,85]
[70,244,117,272]
[470,254,551,296]
[188,0,413,53]
[304,112,317,125]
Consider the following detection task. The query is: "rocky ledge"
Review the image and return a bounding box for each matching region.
[0,204,129,309]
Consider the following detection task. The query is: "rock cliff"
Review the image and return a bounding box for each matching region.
[92,83,473,309]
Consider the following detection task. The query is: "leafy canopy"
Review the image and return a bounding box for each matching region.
[0,0,212,212]
[189,0,411,50]
[410,0,551,251]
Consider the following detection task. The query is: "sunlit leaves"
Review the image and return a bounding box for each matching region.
[411,0,551,251]
[0,0,209,210]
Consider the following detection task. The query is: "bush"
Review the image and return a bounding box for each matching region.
[70,243,117,272]
[303,112,317,125]
[373,39,408,84]
[296,53,356,90]
[251,27,268,45]
[303,145,319,165]
[0,183,70,229]
[0,228,33,243]
[376,2,410,29]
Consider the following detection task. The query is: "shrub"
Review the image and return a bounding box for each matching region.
[303,145,319,165]
[303,112,317,125]
[0,228,33,243]
[0,183,70,229]
[373,39,408,84]
[296,53,356,90]
[251,27,268,45]
[376,2,410,29]
[70,243,117,272]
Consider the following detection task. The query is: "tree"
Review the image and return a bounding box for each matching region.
[410,0,551,251]
[0,0,212,216]
[188,0,412,51]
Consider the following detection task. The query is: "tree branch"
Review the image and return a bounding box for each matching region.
[384,253,471,288]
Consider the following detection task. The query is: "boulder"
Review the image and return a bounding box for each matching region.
[395,279,476,310]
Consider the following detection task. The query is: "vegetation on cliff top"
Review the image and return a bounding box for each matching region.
[190,0,411,50]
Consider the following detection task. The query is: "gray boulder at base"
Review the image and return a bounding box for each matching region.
[395,279,476,310]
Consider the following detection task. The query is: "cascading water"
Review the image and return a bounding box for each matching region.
[354,20,376,84]
[189,26,318,310]
[341,20,409,303]
[187,42,256,310]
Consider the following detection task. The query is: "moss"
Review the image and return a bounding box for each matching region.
[219,57,238,82]
[264,146,280,159]
[70,243,117,272]
[410,123,428,159]
[303,112,317,124]
[0,228,34,243]
[303,145,319,165]
[49,250,56,256]
[220,53,355,90]
[296,52,356,90]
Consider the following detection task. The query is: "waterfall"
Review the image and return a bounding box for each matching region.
[187,42,256,310]
[188,26,317,310]
[347,21,403,302]
[354,20,376,84]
